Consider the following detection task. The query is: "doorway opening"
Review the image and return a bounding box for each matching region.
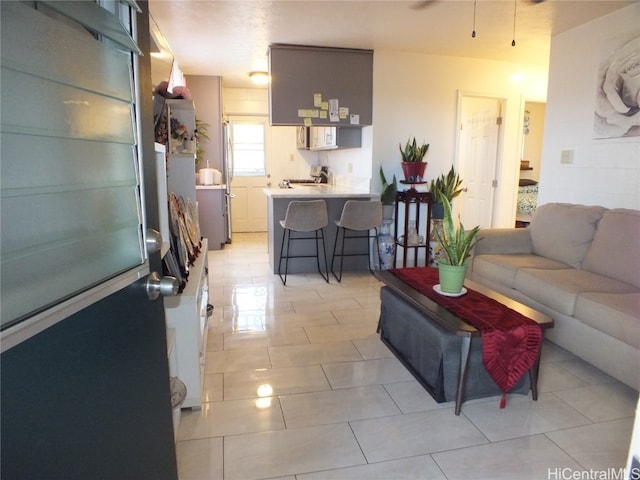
[516,101,545,227]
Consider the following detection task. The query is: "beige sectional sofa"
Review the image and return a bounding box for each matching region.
[467,203,640,390]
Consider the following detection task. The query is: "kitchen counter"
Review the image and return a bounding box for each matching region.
[264,185,380,277]
[263,184,376,199]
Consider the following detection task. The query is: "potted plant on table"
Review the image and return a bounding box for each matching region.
[434,193,480,294]
[428,166,463,219]
[399,137,429,182]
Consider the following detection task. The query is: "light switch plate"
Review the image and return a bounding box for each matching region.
[560,149,574,164]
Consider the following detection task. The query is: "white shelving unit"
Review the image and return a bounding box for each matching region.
[159,99,210,412]
[164,238,208,410]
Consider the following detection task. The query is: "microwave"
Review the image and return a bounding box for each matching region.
[296,126,309,150]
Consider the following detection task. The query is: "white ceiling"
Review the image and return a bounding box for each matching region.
[149,0,633,88]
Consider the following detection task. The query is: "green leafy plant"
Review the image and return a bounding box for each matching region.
[434,194,480,266]
[399,137,429,163]
[429,166,463,204]
[194,118,210,165]
[379,166,398,205]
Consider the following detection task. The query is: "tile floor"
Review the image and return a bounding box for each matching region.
[176,232,638,480]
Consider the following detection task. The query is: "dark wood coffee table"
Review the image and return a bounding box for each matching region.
[375,270,554,415]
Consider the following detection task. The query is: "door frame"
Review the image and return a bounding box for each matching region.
[454,90,507,228]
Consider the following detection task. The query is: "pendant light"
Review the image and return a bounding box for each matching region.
[511,0,517,47]
[471,0,477,38]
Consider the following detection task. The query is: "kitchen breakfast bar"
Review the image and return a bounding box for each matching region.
[263,185,379,276]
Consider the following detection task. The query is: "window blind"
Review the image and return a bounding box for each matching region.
[1,1,144,329]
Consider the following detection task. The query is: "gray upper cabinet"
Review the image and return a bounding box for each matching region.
[268,44,373,126]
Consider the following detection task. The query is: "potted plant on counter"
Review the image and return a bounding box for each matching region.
[434,194,480,294]
[399,137,429,183]
[428,166,463,219]
[193,118,210,165]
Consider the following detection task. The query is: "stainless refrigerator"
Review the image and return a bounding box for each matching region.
[222,120,233,244]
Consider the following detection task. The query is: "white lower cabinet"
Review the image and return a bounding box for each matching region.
[164,238,209,411]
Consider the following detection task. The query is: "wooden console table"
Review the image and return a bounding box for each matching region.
[375,270,554,414]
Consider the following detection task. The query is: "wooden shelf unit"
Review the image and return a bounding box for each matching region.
[393,189,433,268]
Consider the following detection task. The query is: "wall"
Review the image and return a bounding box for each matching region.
[372,50,548,227]
[185,75,223,172]
[538,3,640,209]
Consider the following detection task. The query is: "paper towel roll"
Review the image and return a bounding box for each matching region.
[200,168,215,185]
[212,169,222,185]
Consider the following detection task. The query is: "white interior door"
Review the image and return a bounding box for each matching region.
[228,116,270,232]
[456,94,503,229]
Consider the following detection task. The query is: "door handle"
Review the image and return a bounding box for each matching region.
[146,271,179,300]
[146,228,163,254]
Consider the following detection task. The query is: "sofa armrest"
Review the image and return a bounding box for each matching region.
[472,228,533,255]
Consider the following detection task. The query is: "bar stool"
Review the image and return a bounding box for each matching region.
[278,200,330,285]
[330,200,383,282]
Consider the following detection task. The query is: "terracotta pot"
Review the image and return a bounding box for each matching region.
[401,162,427,183]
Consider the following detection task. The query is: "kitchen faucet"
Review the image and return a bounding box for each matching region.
[314,170,330,183]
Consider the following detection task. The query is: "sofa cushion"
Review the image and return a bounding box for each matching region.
[472,254,569,288]
[528,203,607,268]
[582,209,640,289]
[574,292,640,349]
[514,268,638,316]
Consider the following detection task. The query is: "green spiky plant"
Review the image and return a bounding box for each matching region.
[194,118,210,165]
[434,194,480,266]
[429,166,463,204]
[399,137,429,162]
[379,166,398,205]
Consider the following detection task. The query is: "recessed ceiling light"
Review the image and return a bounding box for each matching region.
[249,71,270,85]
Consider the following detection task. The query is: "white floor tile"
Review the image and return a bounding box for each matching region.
[296,455,446,480]
[176,437,223,480]
[223,364,331,400]
[178,397,285,440]
[460,392,592,442]
[432,434,583,480]
[205,346,271,374]
[350,408,488,463]
[269,341,363,368]
[546,418,633,470]
[322,357,415,389]
[351,335,394,360]
[552,382,638,422]
[223,423,366,480]
[280,385,401,428]
[304,323,378,343]
[383,380,449,413]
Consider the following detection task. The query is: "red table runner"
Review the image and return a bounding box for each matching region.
[389,267,542,407]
